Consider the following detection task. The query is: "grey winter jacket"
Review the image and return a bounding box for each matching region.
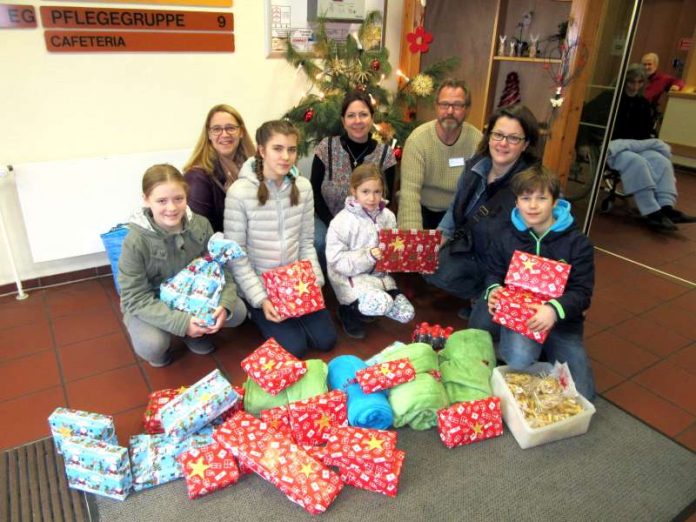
[118,208,239,337]
[224,158,323,308]
[326,197,397,304]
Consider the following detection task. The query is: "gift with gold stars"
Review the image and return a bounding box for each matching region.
[492,251,571,343]
[159,369,240,442]
[493,287,550,343]
[504,250,571,297]
[287,390,348,446]
[436,397,503,448]
[375,229,442,274]
[260,405,294,438]
[354,358,417,394]
[214,411,343,515]
[143,387,187,435]
[178,441,240,499]
[241,338,308,395]
[48,407,117,454]
[324,426,404,497]
[261,259,325,320]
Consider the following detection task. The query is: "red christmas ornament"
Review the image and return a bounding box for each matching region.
[304,108,314,122]
[406,26,433,54]
[356,83,367,92]
[393,146,403,161]
[370,58,381,71]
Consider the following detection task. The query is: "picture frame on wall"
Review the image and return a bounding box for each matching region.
[265,0,386,58]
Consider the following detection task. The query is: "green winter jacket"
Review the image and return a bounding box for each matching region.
[118,208,239,337]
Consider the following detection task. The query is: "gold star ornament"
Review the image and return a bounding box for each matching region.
[315,414,332,429]
[262,360,275,371]
[299,463,314,478]
[379,365,391,376]
[472,423,484,436]
[522,259,536,271]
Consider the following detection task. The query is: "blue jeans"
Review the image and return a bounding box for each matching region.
[247,305,337,359]
[469,298,596,401]
[423,244,485,301]
[314,215,328,279]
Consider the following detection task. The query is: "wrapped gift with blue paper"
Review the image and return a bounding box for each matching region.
[160,232,245,326]
[62,436,132,501]
[159,369,239,442]
[129,432,213,491]
[48,407,117,454]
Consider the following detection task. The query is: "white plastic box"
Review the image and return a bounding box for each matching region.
[491,363,596,449]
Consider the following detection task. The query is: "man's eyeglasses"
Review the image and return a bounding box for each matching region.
[436,101,469,111]
[209,124,241,136]
[489,131,526,145]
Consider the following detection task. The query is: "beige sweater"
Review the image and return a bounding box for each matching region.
[397,120,482,230]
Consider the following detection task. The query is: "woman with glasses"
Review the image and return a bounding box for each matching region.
[311,91,398,272]
[425,104,540,319]
[183,104,255,232]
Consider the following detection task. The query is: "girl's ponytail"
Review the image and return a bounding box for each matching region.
[290,175,299,206]
[255,153,269,205]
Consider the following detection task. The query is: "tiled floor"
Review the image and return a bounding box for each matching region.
[0,253,694,455]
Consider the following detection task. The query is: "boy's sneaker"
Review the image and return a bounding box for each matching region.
[338,305,366,340]
[184,336,215,355]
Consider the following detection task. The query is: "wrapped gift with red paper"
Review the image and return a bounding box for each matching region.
[178,441,240,499]
[214,411,343,515]
[260,406,293,438]
[261,259,325,320]
[375,229,442,274]
[504,250,571,297]
[437,397,503,448]
[355,358,416,394]
[241,338,307,396]
[323,426,398,472]
[143,387,187,435]
[493,250,571,343]
[339,449,404,497]
[493,288,549,343]
[288,390,348,446]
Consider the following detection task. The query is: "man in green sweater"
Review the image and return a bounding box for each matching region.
[397,79,483,230]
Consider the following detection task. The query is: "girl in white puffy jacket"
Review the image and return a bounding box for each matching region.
[224,120,337,357]
[326,164,415,339]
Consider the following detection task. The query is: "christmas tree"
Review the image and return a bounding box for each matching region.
[498,71,522,108]
[283,11,458,156]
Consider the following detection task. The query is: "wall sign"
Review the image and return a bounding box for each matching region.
[0,3,36,28]
[45,30,234,52]
[41,7,233,32]
[69,0,232,7]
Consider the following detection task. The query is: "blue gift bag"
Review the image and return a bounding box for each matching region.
[100,224,129,294]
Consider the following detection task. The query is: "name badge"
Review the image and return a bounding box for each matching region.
[449,157,465,168]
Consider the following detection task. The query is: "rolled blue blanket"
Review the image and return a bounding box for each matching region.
[327,355,393,430]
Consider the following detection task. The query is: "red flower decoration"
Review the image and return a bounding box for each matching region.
[406,25,433,54]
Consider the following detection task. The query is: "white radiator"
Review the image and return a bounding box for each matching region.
[14,148,191,263]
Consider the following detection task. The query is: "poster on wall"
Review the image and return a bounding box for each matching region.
[266,0,385,57]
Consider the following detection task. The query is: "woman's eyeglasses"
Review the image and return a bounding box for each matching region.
[489,131,525,145]
[209,124,241,136]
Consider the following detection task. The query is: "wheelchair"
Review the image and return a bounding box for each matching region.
[565,147,628,213]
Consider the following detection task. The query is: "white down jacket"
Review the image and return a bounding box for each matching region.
[325,197,398,305]
[224,158,323,308]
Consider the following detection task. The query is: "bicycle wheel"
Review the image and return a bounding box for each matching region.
[564,150,597,202]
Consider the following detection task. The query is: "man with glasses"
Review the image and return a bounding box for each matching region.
[397,79,482,230]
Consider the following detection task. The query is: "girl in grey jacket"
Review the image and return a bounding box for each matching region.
[326,164,415,339]
[118,164,246,367]
[224,120,337,357]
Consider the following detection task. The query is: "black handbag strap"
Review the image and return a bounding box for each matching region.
[453,183,513,240]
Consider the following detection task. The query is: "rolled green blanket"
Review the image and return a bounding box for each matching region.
[382,342,449,430]
[389,373,449,430]
[243,359,328,416]
[438,329,496,403]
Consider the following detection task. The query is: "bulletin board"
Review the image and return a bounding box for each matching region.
[265,0,387,57]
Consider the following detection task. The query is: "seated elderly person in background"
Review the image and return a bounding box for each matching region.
[579,64,695,232]
[641,52,684,108]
